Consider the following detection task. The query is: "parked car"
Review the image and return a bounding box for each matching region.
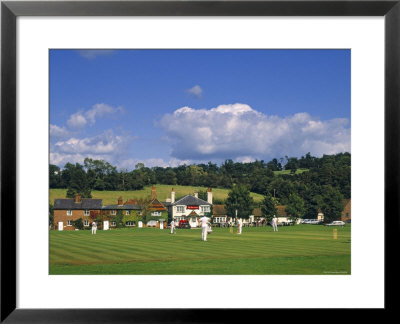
[309,219,322,225]
[324,220,345,227]
[178,219,191,229]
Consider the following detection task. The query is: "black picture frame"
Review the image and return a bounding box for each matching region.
[1,0,398,322]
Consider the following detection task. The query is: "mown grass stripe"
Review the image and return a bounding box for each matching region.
[50,225,351,274]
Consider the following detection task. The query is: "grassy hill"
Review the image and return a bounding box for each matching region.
[50,184,264,205]
[273,168,309,176]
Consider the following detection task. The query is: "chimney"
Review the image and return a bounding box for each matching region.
[171,188,175,203]
[207,188,213,204]
[194,192,198,198]
[118,196,123,206]
[151,186,156,200]
[74,193,82,203]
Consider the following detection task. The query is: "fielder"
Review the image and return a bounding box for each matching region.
[272,215,278,232]
[170,220,176,234]
[237,218,243,235]
[199,215,211,241]
[91,221,97,235]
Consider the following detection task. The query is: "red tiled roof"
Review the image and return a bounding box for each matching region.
[124,199,137,205]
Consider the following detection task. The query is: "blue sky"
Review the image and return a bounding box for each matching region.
[50,49,351,169]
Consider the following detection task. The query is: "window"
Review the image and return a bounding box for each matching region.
[66,210,72,216]
[151,211,161,216]
[126,210,130,215]
[126,221,135,226]
[111,222,116,227]
[346,213,349,218]
[67,220,72,226]
[176,206,185,213]
[111,210,116,215]
[84,210,89,216]
[201,206,210,213]
[84,220,89,226]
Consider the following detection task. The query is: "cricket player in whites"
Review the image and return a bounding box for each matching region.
[91,221,97,235]
[272,215,278,232]
[199,215,211,241]
[237,218,243,235]
[170,219,176,234]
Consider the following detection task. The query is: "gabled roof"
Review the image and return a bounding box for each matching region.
[173,195,211,206]
[188,210,199,217]
[148,198,167,211]
[102,204,140,210]
[54,198,102,210]
[343,198,351,206]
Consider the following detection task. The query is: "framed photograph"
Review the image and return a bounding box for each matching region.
[1,0,398,322]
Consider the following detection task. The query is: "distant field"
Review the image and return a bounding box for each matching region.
[50,225,351,275]
[273,168,309,176]
[49,185,264,205]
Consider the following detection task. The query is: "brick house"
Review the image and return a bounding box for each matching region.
[54,193,102,231]
[144,186,169,228]
[102,196,141,228]
[145,198,168,228]
[341,199,351,222]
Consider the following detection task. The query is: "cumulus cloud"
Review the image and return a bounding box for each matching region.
[76,50,115,59]
[119,157,191,169]
[50,130,132,166]
[55,130,128,155]
[50,124,69,138]
[67,111,87,129]
[159,103,350,161]
[186,85,203,98]
[85,103,123,125]
[50,152,107,167]
[65,103,123,129]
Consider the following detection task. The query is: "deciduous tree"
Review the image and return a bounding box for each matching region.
[286,193,305,222]
[225,184,254,220]
[261,192,277,223]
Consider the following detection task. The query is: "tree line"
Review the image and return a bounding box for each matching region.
[50,152,350,222]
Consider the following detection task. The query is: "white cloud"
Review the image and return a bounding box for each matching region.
[51,130,132,166]
[85,103,123,125]
[159,103,351,161]
[67,111,87,129]
[65,103,123,129]
[119,157,191,169]
[50,152,106,167]
[50,124,69,138]
[186,85,203,98]
[76,50,115,59]
[55,130,128,155]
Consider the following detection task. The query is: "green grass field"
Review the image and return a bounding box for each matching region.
[50,185,264,205]
[50,225,351,275]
